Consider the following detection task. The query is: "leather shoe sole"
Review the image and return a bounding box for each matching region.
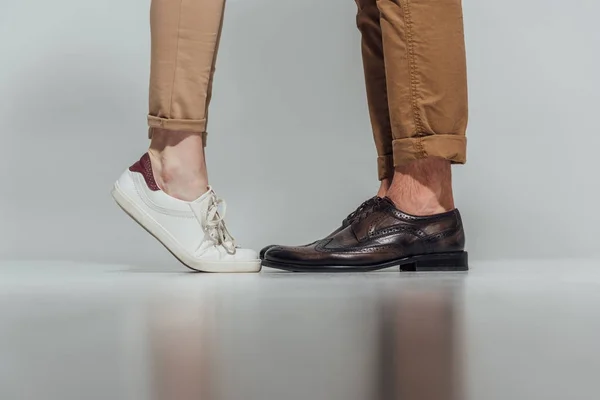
[262,251,468,273]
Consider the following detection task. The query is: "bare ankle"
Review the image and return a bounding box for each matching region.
[386,157,455,216]
[148,129,209,201]
[151,159,209,201]
[377,179,391,198]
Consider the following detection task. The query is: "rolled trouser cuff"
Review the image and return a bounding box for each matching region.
[148,115,207,133]
[393,134,467,167]
[147,116,208,145]
[377,154,394,181]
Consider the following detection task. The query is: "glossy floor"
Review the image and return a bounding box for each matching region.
[1,259,599,400]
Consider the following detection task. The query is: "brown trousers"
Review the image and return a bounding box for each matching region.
[148,0,468,180]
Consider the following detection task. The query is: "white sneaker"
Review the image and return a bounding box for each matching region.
[111,154,261,273]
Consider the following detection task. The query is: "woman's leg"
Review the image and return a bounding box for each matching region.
[147,0,226,201]
[112,0,260,273]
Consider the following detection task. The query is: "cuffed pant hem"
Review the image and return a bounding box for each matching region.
[392,134,467,167]
[147,116,208,146]
[148,115,207,133]
[377,154,394,181]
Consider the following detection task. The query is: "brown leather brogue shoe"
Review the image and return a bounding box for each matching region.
[262,198,468,272]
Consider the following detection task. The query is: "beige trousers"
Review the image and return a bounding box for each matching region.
[148,0,225,137]
[147,0,468,180]
[356,0,469,180]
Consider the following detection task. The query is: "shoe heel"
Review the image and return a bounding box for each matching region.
[401,252,469,272]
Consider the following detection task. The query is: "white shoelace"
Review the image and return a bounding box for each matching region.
[201,194,237,254]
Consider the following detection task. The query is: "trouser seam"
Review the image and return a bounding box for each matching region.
[415,137,427,158]
[167,0,184,119]
[400,0,424,135]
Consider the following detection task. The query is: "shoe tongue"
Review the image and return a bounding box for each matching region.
[345,196,379,224]
[189,187,217,229]
[189,187,216,220]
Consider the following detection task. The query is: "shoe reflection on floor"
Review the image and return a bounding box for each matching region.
[142,282,464,400]
[148,295,218,400]
[378,286,463,400]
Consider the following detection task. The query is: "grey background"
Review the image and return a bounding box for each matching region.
[0,0,598,266]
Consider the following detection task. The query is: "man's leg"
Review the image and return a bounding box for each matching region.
[112,0,260,273]
[377,0,468,215]
[148,0,226,202]
[261,0,468,272]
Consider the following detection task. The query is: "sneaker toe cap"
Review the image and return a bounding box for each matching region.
[232,248,259,262]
